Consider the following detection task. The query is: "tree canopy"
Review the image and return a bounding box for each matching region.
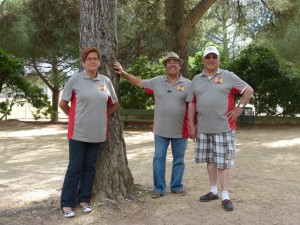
[0,49,50,120]
[1,0,300,118]
[229,45,300,116]
[256,0,300,68]
[0,0,79,122]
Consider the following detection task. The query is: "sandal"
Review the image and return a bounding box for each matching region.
[81,205,92,213]
[62,208,75,218]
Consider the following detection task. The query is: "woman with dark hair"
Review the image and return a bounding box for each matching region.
[59,47,119,218]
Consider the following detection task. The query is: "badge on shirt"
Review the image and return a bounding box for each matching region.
[98,84,106,91]
[177,85,185,92]
[215,76,223,84]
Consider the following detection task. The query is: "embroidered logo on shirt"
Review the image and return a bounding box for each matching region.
[215,76,223,84]
[98,84,106,91]
[177,85,185,92]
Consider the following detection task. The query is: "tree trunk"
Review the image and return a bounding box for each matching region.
[80,0,135,204]
[164,0,217,77]
[220,0,230,58]
[164,0,187,76]
[51,88,59,122]
[51,60,60,122]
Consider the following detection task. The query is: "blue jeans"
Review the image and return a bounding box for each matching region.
[153,135,187,194]
[60,139,100,208]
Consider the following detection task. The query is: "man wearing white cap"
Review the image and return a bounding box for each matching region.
[114,52,191,198]
[186,46,253,211]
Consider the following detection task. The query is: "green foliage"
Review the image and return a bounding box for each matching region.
[119,55,164,109]
[256,0,300,68]
[188,51,203,79]
[0,49,51,120]
[0,0,79,122]
[0,0,27,55]
[1,0,298,116]
[120,48,234,109]
[0,50,24,88]
[228,45,300,116]
[276,62,300,116]
[0,0,79,63]
[117,0,167,65]
[23,0,79,59]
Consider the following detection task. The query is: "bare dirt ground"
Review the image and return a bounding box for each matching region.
[0,121,299,225]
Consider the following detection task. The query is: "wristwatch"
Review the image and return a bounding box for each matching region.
[238,103,245,109]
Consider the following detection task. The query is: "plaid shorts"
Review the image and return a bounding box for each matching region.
[194,130,236,169]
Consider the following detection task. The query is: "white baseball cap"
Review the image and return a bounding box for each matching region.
[203,46,220,58]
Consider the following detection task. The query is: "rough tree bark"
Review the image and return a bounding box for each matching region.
[50,60,60,122]
[165,0,217,77]
[80,0,135,204]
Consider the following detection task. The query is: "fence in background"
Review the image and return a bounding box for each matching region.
[2,100,300,125]
[1,100,67,121]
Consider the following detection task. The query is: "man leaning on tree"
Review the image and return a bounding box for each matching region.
[114,52,191,198]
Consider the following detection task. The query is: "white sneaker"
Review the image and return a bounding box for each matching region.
[81,205,92,213]
[63,210,75,218]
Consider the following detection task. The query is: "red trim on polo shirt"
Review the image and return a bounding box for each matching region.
[107,96,114,105]
[68,91,76,139]
[182,103,189,138]
[192,95,196,104]
[228,88,241,130]
[144,88,154,95]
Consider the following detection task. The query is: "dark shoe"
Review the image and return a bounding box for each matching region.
[199,192,219,202]
[222,199,234,211]
[151,192,163,199]
[171,190,186,196]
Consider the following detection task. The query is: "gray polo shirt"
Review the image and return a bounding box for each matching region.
[143,75,191,138]
[186,69,248,134]
[61,70,118,143]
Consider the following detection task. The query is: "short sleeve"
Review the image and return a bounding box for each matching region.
[61,75,77,102]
